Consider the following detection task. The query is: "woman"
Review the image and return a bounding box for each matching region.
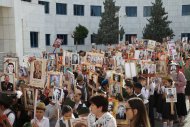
[126,97,150,127]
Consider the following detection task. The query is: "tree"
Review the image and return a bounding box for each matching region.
[95,0,120,45]
[143,0,174,42]
[72,24,89,46]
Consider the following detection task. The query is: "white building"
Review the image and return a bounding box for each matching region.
[0,0,190,60]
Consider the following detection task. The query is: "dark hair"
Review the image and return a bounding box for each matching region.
[127,98,150,127]
[74,122,87,127]
[125,79,133,88]
[61,105,72,115]
[89,95,108,112]
[138,76,146,82]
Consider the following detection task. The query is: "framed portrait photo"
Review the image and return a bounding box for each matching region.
[4,57,19,77]
[48,72,63,88]
[19,66,28,77]
[109,82,122,97]
[53,87,64,102]
[166,88,177,102]
[115,103,126,120]
[71,53,79,65]
[0,74,15,92]
[23,87,35,110]
[30,59,47,88]
[113,73,121,83]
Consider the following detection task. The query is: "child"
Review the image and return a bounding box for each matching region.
[55,105,75,127]
[162,77,177,127]
[31,102,49,127]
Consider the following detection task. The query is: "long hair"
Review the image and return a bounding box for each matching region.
[127,98,150,127]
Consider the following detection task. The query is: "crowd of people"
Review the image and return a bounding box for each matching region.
[0,39,190,127]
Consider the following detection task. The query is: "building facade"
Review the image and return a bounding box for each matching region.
[0,0,190,60]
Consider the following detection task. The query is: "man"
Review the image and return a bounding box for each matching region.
[6,63,14,74]
[33,61,42,79]
[87,95,117,127]
[116,105,126,120]
[1,75,14,92]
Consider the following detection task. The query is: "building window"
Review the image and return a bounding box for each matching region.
[91,34,96,43]
[21,0,31,2]
[57,34,67,45]
[74,5,84,16]
[91,6,101,16]
[38,1,49,14]
[126,6,137,17]
[74,38,85,45]
[46,34,50,46]
[181,33,190,42]
[30,32,38,48]
[143,6,152,17]
[125,34,137,44]
[56,3,67,15]
[182,5,190,16]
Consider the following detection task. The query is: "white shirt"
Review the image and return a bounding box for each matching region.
[87,112,117,127]
[3,109,15,126]
[31,116,49,127]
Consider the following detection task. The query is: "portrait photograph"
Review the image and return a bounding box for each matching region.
[4,57,19,76]
[156,61,167,74]
[30,59,47,88]
[141,63,149,74]
[19,66,28,77]
[70,117,88,127]
[147,40,156,50]
[113,73,121,82]
[166,88,177,102]
[53,87,64,102]
[23,87,34,109]
[109,82,121,97]
[148,64,156,74]
[0,74,15,92]
[116,103,126,120]
[63,51,71,66]
[47,72,63,88]
[71,53,79,65]
[48,53,56,60]
[47,60,56,71]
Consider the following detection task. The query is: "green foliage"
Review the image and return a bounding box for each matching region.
[95,0,120,45]
[72,24,89,43]
[143,0,174,42]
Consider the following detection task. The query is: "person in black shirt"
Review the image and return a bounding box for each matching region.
[1,75,14,92]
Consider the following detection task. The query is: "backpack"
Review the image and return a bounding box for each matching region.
[6,111,16,127]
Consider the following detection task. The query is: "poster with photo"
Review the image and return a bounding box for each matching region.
[30,59,47,88]
[109,82,122,97]
[113,73,121,83]
[63,51,71,66]
[146,50,152,60]
[23,87,34,109]
[19,66,28,77]
[85,52,104,67]
[135,50,146,60]
[166,88,177,102]
[70,117,88,127]
[115,103,126,120]
[156,61,167,74]
[53,87,64,102]
[57,52,63,71]
[4,57,19,76]
[71,53,79,65]
[168,43,176,55]
[125,63,137,78]
[148,64,156,74]
[0,74,15,92]
[47,60,56,71]
[147,40,156,50]
[47,72,63,88]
